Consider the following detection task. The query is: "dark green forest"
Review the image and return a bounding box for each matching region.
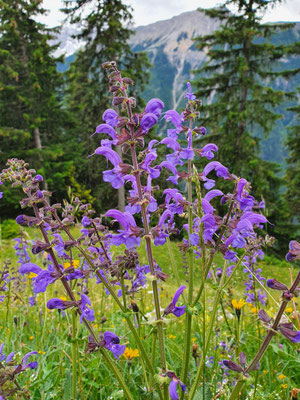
[0,0,299,256]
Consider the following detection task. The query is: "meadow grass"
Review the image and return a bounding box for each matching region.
[0,227,299,399]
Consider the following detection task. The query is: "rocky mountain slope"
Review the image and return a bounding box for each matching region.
[55,10,300,166]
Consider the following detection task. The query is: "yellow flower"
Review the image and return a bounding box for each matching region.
[28,272,37,279]
[63,262,71,269]
[263,370,268,375]
[285,307,293,313]
[192,338,196,342]
[59,296,67,301]
[29,336,34,340]
[123,348,139,360]
[232,299,246,310]
[251,307,259,313]
[169,335,176,339]
[281,384,288,389]
[278,374,286,380]
[38,350,45,354]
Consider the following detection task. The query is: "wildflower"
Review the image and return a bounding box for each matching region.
[140,113,158,133]
[232,299,246,319]
[167,371,186,400]
[169,335,176,339]
[145,98,164,117]
[185,82,196,101]
[278,374,286,380]
[286,240,300,262]
[281,384,288,389]
[123,348,139,360]
[232,299,246,310]
[94,147,124,189]
[102,331,126,359]
[163,286,186,317]
[285,307,293,313]
[106,209,141,249]
[102,109,119,127]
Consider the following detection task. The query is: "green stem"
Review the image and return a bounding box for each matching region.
[100,347,135,400]
[72,310,77,400]
[48,207,163,400]
[228,381,246,400]
[181,159,194,389]
[188,267,226,400]
[166,237,185,302]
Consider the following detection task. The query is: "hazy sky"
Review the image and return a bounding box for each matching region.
[41,0,300,27]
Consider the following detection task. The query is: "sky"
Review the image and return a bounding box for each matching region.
[41,0,300,28]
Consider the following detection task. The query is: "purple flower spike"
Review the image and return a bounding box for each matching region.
[81,216,91,227]
[79,293,95,323]
[140,113,158,132]
[102,109,119,127]
[185,82,196,101]
[145,98,164,117]
[92,123,117,139]
[258,309,272,324]
[286,240,300,262]
[167,372,186,400]
[223,360,243,373]
[103,331,126,359]
[239,352,247,366]
[47,298,75,310]
[164,285,186,317]
[95,147,121,168]
[266,279,288,291]
[6,352,15,363]
[279,326,300,343]
[19,262,42,276]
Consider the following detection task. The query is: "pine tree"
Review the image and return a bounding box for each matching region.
[62,0,150,212]
[193,0,299,254]
[0,0,78,216]
[285,90,300,226]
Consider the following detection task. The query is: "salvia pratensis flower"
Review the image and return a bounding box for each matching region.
[166,371,186,400]
[185,82,196,101]
[94,147,124,189]
[145,98,164,117]
[102,109,119,127]
[106,209,141,249]
[286,240,300,262]
[140,113,158,133]
[267,279,288,291]
[163,285,186,317]
[102,331,126,359]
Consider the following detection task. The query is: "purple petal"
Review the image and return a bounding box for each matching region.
[172,285,186,306]
[95,147,121,168]
[19,263,42,276]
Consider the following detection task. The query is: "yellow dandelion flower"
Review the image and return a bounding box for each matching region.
[169,335,176,339]
[192,338,197,342]
[232,299,246,310]
[251,307,259,313]
[73,260,80,267]
[122,318,126,322]
[285,307,293,313]
[63,262,71,269]
[281,384,288,389]
[59,296,67,301]
[278,374,286,380]
[263,370,268,375]
[123,348,139,360]
[29,336,34,340]
[38,350,46,354]
[28,272,37,279]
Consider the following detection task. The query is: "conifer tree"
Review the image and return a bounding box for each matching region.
[193,0,298,254]
[62,0,150,212]
[285,91,300,226]
[0,0,77,216]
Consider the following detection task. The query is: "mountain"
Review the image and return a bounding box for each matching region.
[54,10,300,167]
